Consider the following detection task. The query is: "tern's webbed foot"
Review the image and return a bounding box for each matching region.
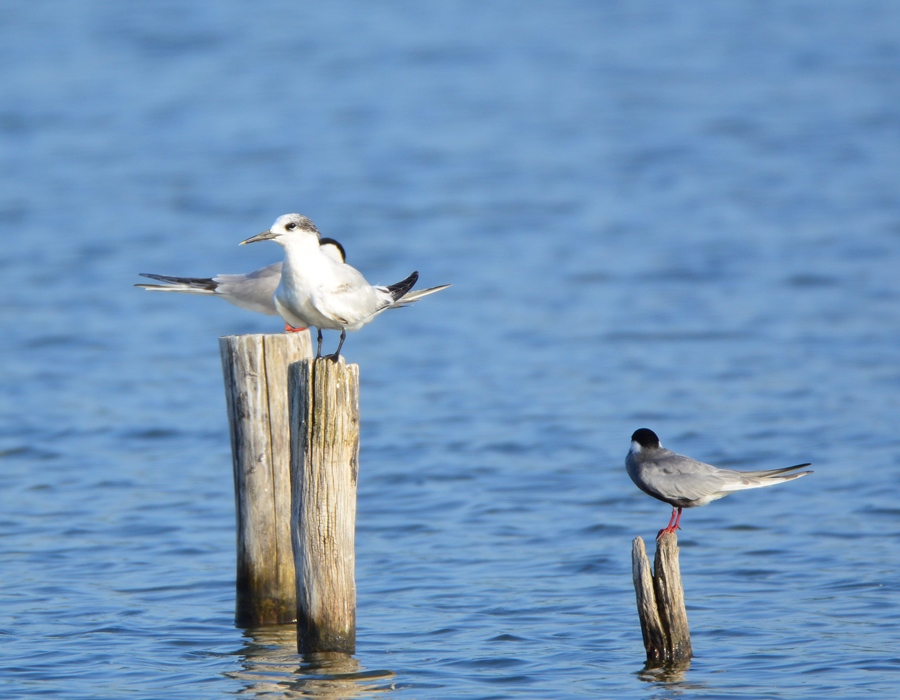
[656,525,681,540]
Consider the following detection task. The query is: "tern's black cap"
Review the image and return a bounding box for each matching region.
[631,428,661,448]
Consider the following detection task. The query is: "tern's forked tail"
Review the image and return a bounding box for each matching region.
[740,463,813,481]
[391,283,452,307]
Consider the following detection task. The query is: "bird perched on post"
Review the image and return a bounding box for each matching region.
[135,238,347,332]
[240,213,450,359]
[625,428,812,539]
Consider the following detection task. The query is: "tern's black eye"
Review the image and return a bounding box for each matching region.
[285,222,296,231]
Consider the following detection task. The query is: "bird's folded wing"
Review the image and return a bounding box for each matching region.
[641,460,733,502]
[311,273,384,326]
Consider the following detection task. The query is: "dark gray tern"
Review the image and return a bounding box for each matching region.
[626,428,812,538]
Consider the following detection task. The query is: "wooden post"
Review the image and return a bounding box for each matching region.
[219,332,313,627]
[632,537,667,662]
[632,532,692,664]
[289,357,360,655]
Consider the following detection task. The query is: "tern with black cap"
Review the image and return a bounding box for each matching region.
[626,428,812,538]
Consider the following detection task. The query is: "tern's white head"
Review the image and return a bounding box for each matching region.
[240,213,320,246]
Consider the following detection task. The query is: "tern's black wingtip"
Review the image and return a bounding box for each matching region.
[387,271,419,301]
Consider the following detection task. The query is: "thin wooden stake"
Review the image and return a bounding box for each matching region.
[289,357,359,655]
[632,537,667,663]
[654,532,692,661]
[632,532,692,664]
[219,332,313,626]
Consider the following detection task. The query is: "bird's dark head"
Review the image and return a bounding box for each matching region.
[319,237,346,263]
[630,428,661,450]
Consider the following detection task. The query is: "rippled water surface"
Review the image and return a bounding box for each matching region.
[2,2,900,697]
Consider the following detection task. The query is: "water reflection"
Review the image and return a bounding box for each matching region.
[636,659,719,700]
[636,659,691,685]
[227,625,396,698]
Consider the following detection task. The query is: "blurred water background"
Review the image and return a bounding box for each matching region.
[1,1,899,697]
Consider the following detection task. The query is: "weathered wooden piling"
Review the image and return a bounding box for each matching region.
[289,357,360,655]
[219,332,313,626]
[632,532,692,664]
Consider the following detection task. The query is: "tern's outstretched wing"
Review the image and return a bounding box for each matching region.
[137,262,282,316]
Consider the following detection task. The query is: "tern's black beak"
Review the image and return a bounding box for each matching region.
[240,230,277,245]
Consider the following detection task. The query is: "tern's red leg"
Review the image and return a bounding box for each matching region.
[285,323,308,332]
[657,507,683,539]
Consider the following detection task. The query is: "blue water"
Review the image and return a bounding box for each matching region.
[2,1,900,697]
